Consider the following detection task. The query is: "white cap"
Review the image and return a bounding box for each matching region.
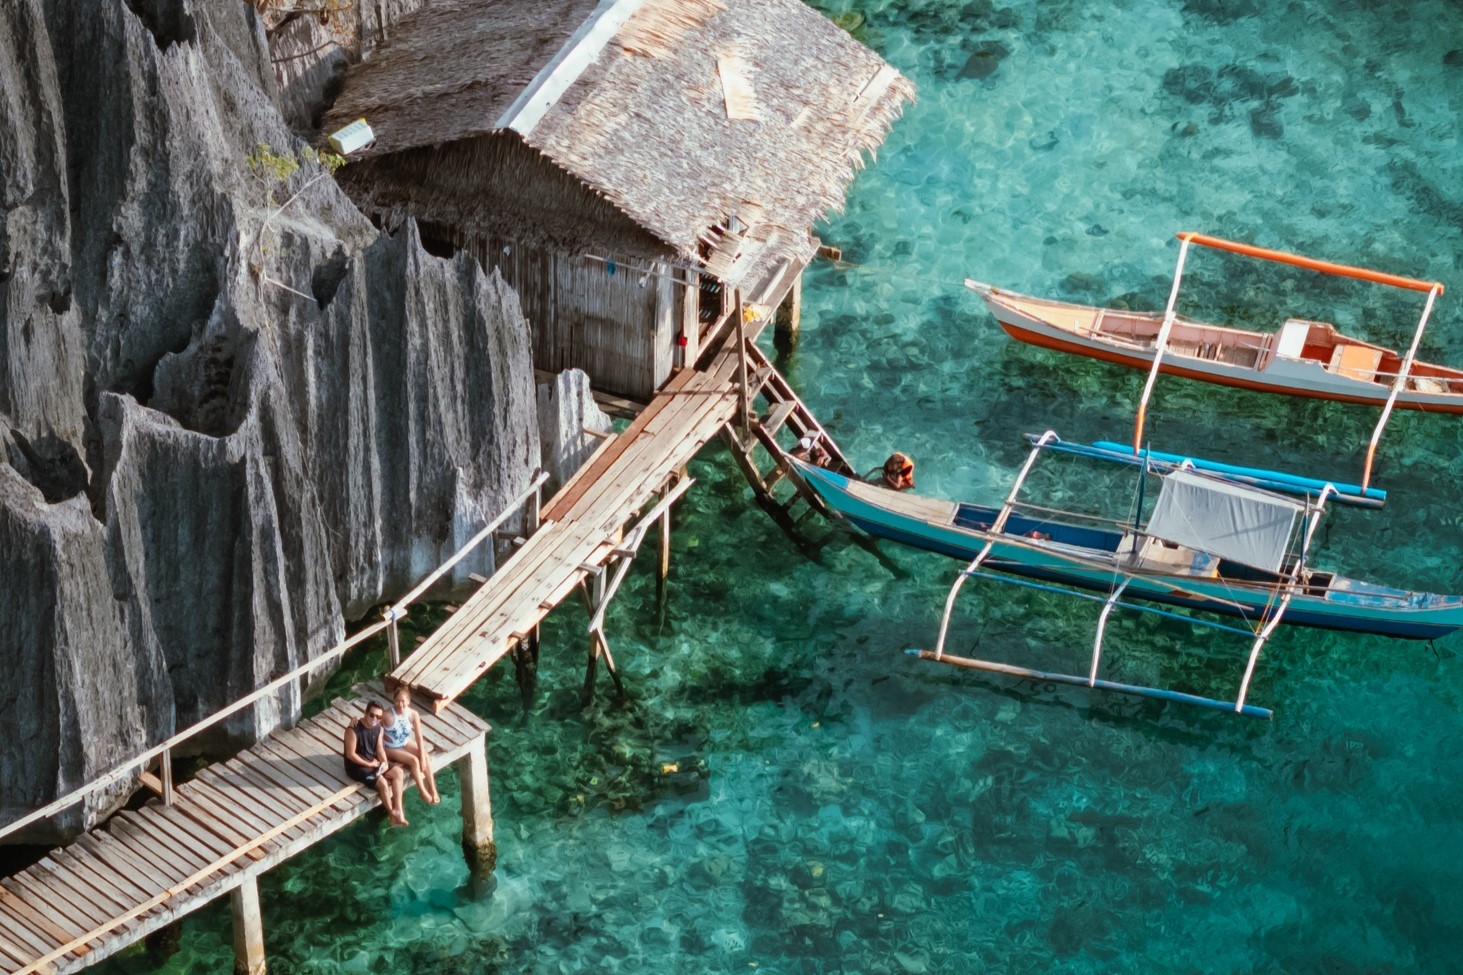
[798,435,816,451]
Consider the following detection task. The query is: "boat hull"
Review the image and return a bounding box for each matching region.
[799,465,1463,641]
[983,291,1463,414]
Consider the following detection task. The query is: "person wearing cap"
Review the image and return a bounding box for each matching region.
[790,433,830,467]
[875,451,915,491]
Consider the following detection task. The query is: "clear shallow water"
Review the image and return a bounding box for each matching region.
[102,2,1463,972]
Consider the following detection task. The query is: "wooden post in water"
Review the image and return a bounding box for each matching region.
[144,920,183,964]
[230,876,267,975]
[457,734,496,875]
[774,272,802,357]
[582,571,605,700]
[736,290,750,439]
[511,634,537,708]
[656,481,672,603]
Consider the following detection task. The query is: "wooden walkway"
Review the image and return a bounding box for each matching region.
[0,684,488,975]
[390,367,737,707]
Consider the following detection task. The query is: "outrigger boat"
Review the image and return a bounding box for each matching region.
[968,233,1450,490]
[787,433,1463,717]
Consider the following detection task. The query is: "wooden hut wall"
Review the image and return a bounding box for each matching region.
[467,235,675,399]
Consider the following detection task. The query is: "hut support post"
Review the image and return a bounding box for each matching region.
[581,571,604,699]
[160,747,174,806]
[230,876,267,975]
[736,290,750,440]
[386,613,401,669]
[511,633,538,708]
[656,504,671,602]
[774,273,802,356]
[458,734,496,875]
[579,569,626,701]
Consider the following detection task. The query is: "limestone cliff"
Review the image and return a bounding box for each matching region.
[0,0,540,841]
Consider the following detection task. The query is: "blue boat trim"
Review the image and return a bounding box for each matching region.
[1029,435,1386,507]
[795,459,1463,641]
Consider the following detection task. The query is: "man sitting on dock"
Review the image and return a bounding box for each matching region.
[343,701,409,827]
[876,451,916,491]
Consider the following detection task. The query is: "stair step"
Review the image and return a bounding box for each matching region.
[761,401,798,437]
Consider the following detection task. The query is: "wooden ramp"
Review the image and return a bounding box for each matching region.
[389,368,737,709]
[0,684,487,975]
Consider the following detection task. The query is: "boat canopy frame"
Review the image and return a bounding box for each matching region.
[1132,232,1445,491]
[915,430,1339,718]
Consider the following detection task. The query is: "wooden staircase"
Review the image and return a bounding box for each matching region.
[723,340,858,525]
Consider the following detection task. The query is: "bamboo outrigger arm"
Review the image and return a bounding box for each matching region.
[1361,284,1444,491]
[1131,234,1195,452]
[1088,577,1131,687]
[1142,231,1445,489]
[932,430,1059,659]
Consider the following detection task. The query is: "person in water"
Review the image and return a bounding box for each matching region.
[876,451,915,491]
[382,686,440,805]
[342,700,408,826]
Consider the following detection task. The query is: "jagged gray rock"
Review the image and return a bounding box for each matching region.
[0,464,171,842]
[0,0,542,840]
[538,368,613,496]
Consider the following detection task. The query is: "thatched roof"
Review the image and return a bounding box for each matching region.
[325,0,914,288]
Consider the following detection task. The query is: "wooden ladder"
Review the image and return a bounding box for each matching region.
[723,341,856,522]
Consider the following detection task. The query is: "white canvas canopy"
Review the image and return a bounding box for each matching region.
[1145,470,1303,573]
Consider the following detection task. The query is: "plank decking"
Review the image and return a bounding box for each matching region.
[389,367,737,707]
[0,684,488,975]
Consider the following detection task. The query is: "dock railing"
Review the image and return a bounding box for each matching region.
[0,471,547,844]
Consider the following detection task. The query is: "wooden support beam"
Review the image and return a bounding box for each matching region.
[591,625,627,701]
[736,290,750,439]
[774,272,802,357]
[457,735,495,876]
[230,876,266,975]
[581,573,605,701]
[656,506,671,605]
[386,618,401,669]
[761,400,798,438]
[719,426,773,504]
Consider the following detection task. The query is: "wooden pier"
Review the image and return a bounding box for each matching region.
[0,302,858,975]
[389,366,736,708]
[0,683,489,975]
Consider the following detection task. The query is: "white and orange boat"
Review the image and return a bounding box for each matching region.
[968,279,1463,412]
[967,233,1452,489]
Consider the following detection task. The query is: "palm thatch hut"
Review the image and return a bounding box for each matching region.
[324,0,914,400]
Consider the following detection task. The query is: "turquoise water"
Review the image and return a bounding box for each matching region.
[102,2,1463,972]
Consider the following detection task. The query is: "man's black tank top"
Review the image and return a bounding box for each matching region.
[349,721,379,767]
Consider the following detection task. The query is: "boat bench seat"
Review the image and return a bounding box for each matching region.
[1328,344,1384,381]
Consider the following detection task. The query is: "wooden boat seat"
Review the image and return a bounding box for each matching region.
[1328,344,1384,382]
[843,477,960,525]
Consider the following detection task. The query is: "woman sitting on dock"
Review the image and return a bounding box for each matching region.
[383,687,440,805]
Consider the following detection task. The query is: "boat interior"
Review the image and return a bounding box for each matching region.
[1003,293,1463,393]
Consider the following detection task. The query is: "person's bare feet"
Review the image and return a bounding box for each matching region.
[427,791,441,805]
[390,814,409,827]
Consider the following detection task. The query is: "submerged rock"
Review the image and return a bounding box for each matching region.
[958,40,1010,80]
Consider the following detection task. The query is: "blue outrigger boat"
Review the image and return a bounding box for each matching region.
[787,433,1463,717]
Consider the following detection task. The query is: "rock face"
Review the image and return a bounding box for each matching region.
[537,368,613,495]
[0,0,541,841]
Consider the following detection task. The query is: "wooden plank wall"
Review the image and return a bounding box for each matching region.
[467,236,675,399]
